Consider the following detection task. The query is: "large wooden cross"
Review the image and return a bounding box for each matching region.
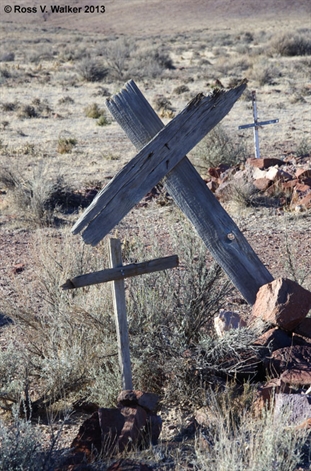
[72,80,273,305]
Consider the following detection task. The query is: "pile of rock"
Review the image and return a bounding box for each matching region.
[57,391,161,471]
[249,277,311,424]
[205,156,311,210]
[215,277,311,427]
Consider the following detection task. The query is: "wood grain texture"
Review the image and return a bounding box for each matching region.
[61,254,178,289]
[104,80,273,305]
[71,81,247,245]
[109,238,133,390]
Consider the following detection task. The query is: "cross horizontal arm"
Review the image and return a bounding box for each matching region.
[61,254,178,290]
[71,81,247,245]
[238,118,279,130]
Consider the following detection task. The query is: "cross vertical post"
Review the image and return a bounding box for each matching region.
[109,238,133,391]
[252,91,260,159]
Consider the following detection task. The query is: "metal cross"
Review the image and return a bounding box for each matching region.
[238,90,279,159]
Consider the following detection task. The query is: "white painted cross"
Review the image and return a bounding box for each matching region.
[238,90,279,159]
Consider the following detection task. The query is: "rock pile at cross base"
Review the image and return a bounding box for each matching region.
[56,277,311,470]
[55,391,160,471]
[205,156,311,211]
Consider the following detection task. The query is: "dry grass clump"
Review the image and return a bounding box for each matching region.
[57,96,75,105]
[195,389,309,471]
[84,103,110,125]
[76,58,108,82]
[173,84,190,95]
[0,161,79,226]
[1,230,119,414]
[192,124,247,171]
[0,406,58,470]
[248,60,281,86]
[84,103,103,119]
[269,31,311,57]
[57,134,77,154]
[1,101,18,112]
[0,51,15,62]
[16,99,52,119]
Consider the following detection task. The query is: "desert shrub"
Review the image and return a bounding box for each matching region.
[120,217,239,404]
[1,101,17,112]
[0,52,15,62]
[0,407,56,470]
[57,134,77,154]
[0,230,120,413]
[17,104,38,119]
[215,55,251,75]
[295,137,311,157]
[173,84,190,95]
[58,96,75,105]
[270,32,311,56]
[27,46,55,63]
[0,162,77,226]
[96,114,110,126]
[84,103,102,119]
[248,61,281,86]
[99,38,174,81]
[0,67,11,79]
[195,391,309,471]
[192,124,247,170]
[76,58,108,82]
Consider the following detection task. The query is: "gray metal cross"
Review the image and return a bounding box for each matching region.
[238,90,279,159]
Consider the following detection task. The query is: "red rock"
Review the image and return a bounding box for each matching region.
[247,158,285,169]
[274,393,311,427]
[294,318,311,339]
[282,179,298,189]
[295,182,311,193]
[265,167,292,182]
[264,182,279,196]
[70,411,102,458]
[208,164,230,179]
[117,390,160,413]
[107,460,152,471]
[253,178,272,191]
[280,369,311,385]
[252,278,311,331]
[97,408,126,454]
[206,180,218,192]
[295,168,311,179]
[267,346,311,385]
[117,406,148,452]
[252,378,290,417]
[253,327,293,351]
[300,192,311,208]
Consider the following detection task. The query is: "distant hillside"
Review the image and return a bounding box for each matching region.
[2,0,309,35]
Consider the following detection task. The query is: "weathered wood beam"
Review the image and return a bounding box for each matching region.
[61,254,178,290]
[71,81,247,245]
[105,80,274,305]
[109,238,133,390]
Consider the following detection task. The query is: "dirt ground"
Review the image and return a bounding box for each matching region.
[0,1,311,468]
